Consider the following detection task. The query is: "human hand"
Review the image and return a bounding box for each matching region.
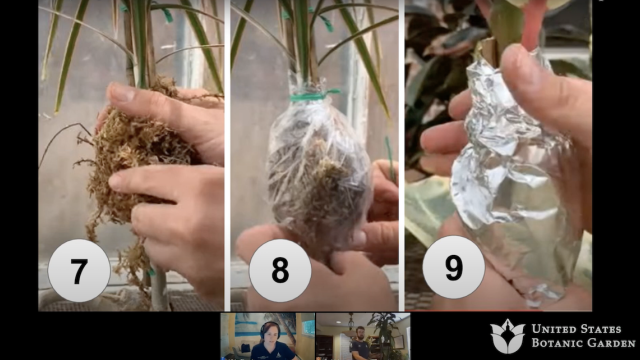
[109,164,224,309]
[351,159,399,266]
[96,82,224,166]
[420,43,592,232]
[429,214,592,311]
[421,43,592,310]
[235,224,397,311]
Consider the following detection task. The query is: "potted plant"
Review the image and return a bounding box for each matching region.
[367,313,403,360]
[38,0,223,311]
[230,0,398,268]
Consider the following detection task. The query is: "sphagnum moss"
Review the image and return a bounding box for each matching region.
[79,75,221,304]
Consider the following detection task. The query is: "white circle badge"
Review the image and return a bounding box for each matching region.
[422,235,485,299]
[47,239,111,302]
[249,239,312,302]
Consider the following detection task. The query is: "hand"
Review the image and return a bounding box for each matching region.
[421,43,592,232]
[421,44,592,310]
[429,214,592,311]
[235,224,397,311]
[109,165,224,308]
[351,159,399,266]
[96,82,224,166]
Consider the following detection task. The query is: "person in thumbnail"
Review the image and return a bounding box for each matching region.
[95,83,225,309]
[251,321,297,360]
[350,326,370,360]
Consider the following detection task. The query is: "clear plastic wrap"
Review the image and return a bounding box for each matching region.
[450,46,583,308]
[266,79,373,267]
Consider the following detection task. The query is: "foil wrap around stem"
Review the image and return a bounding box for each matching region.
[450,47,583,308]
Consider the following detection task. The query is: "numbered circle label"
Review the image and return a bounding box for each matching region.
[422,235,485,299]
[47,239,111,302]
[249,239,312,302]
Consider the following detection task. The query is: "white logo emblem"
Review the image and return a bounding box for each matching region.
[276,353,281,358]
[490,319,525,354]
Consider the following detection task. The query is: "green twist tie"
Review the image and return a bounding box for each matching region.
[290,88,340,102]
[281,7,333,33]
[121,1,173,23]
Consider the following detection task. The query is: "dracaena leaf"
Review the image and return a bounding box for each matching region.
[179,0,223,94]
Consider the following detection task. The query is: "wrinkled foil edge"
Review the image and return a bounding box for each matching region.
[450,48,584,308]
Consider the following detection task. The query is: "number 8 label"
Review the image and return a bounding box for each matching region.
[422,235,486,299]
[272,257,289,283]
[249,239,312,303]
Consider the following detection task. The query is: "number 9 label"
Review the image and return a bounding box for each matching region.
[422,235,485,299]
[249,239,312,303]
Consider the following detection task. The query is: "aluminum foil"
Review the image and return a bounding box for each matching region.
[450,47,584,308]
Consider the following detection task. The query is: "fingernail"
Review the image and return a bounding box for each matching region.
[109,82,134,103]
[420,155,435,174]
[109,173,122,190]
[505,44,539,91]
[352,230,367,249]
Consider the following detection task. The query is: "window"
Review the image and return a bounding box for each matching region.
[303,319,315,337]
[38,0,221,288]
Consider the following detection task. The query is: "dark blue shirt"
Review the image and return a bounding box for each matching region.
[350,339,370,359]
[250,341,296,360]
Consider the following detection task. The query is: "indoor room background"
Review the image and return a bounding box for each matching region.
[315,313,410,360]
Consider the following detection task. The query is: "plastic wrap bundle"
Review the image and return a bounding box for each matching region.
[266,80,373,267]
[450,46,583,308]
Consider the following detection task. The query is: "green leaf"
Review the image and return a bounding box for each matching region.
[230,0,254,72]
[38,5,132,59]
[130,0,150,89]
[293,0,310,82]
[310,2,398,28]
[41,0,65,81]
[278,0,294,23]
[230,1,295,63]
[489,0,524,56]
[319,8,397,121]
[150,3,224,23]
[364,0,381,77]
[47,0,90,114]
[179,0,223,94]
[112,0,118,38]
[209,0,224,76]
[156,44,224,64]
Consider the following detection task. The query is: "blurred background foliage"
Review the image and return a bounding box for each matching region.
[405,0,591,179]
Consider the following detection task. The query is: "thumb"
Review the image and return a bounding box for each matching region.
[500,44,592,148]
[352,221,398,253]
[330,251,376,276]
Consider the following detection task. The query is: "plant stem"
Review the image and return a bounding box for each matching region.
[278,0,297,76]
[308,10,319,85]
[146,8,157,88]
[124,8,135,86]
[150,264,170,311]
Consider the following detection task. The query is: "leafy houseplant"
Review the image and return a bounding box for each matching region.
[38,0,223,311]
[367,313,403,360]
[230,0,399,267]
[405,0,590,179]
